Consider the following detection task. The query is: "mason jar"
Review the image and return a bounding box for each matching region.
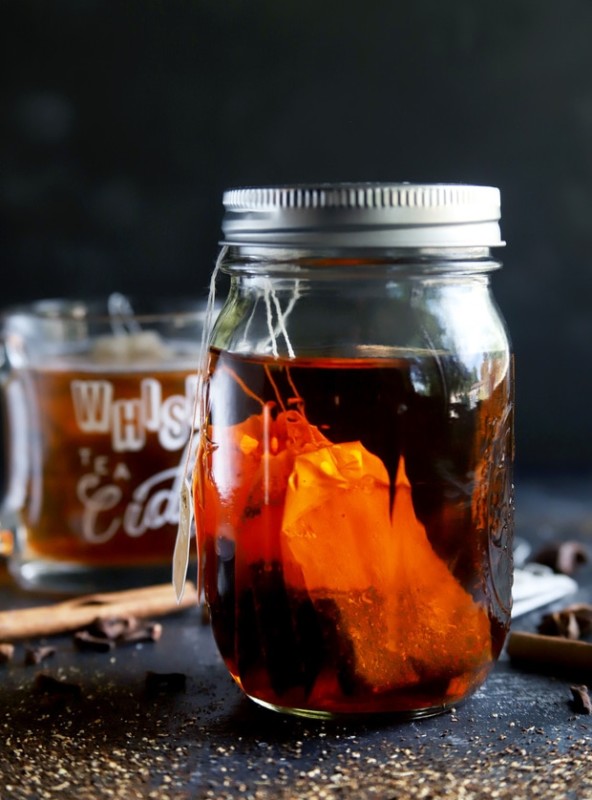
[194,183,514,719]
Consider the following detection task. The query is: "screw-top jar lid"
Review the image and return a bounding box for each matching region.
[221,183,504,249]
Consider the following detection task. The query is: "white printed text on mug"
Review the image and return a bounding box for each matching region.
[70,376,196,451]
[70,376,195,543]
[76,462,182,544]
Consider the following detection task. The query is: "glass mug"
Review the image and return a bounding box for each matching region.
[192,183,514,719]
[0,296,208,594]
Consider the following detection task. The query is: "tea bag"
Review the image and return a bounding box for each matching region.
[200,408,329,566]
[281,441,390,591]
[199,406,339,695]
[281,450,492,691]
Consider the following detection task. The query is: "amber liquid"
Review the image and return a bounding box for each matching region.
[15,363,195,567]
[197,349,513,716]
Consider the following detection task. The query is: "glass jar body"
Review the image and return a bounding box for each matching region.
[195,249,514,719]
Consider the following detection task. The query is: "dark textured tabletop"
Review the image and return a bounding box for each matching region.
[1,477,591,800]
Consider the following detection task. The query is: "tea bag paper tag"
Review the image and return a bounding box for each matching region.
[172,477,193,603]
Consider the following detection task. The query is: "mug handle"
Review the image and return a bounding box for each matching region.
[0,338,24,560]
[0,342,14,557]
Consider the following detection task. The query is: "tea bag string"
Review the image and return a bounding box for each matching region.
[185,262,301,464]
[173,253,302,601]
[182,246,225,484]
[173,247,226,603]
[262,278,300,359]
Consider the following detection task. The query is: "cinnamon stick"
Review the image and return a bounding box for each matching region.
[0,581,198,642]
[507,631,592,672]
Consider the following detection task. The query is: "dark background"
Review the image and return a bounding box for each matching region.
[2,0,592,475]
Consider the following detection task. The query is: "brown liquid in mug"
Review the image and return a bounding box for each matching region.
[18,364,195,567]
[196,348,513,716]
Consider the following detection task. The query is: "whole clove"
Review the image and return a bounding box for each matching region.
[73,616,162,650]
[539,604,592,640]
[87,615,138,640]
[24,645,56,666]
[118,621,162,645]
[532,541,589,575]
[569,684,592,714]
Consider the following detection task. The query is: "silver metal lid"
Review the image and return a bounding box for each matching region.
[221,183,504,249]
